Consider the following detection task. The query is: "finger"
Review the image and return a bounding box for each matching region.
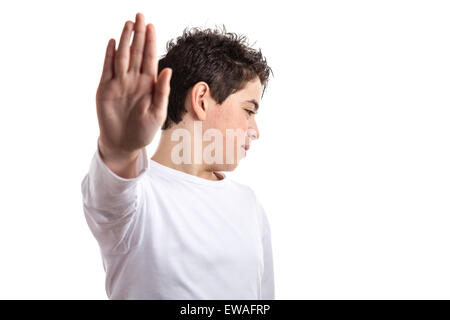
[129,13,146,73]
[142,23,158,79]
[149,68,172,117]
[115,20,134,75]
[99,38,116,83]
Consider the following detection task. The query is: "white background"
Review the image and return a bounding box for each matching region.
[0,0,449,299]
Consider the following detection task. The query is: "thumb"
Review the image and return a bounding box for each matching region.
[150,68,172,117]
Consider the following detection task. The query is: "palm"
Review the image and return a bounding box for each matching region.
[96,13,172,153]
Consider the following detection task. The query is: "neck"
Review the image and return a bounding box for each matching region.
[151,126,223,181]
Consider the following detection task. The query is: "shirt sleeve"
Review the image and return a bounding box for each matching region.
[253,192,275,300]
[80,138,149,255]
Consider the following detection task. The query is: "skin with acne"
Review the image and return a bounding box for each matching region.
[96,12,262,182]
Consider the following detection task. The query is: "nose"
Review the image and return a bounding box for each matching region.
[247,118,260,140]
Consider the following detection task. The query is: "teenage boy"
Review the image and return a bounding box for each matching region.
[81,12,274,300]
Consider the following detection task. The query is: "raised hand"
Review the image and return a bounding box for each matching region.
[96,13,172,171]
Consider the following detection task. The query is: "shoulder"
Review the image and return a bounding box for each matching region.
[224,179,262,211]
[229,181,262,207]
[226,178,258,198]
[228,179,267,221]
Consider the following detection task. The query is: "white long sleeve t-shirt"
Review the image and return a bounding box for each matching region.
[81,140,275,300]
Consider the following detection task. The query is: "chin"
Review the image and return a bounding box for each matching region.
[212,162,240,172]
[207,148,245,172]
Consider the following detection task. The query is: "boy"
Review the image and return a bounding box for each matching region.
[81,12,274,300]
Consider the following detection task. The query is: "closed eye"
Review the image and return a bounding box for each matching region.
[245,109,256,116]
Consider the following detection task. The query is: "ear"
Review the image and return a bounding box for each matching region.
[190,81,209,121]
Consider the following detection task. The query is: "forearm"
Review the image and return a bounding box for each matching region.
[81,139,149,255]
[81,138,148,216]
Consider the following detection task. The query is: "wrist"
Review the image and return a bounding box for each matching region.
[98,137,141,164]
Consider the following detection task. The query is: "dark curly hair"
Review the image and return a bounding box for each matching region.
[157,24,274,130]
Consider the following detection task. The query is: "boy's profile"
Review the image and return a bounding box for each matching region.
[81,12,274,300]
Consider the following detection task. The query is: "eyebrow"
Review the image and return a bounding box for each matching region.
[244,99,259,111]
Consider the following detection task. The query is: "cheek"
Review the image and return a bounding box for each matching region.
[222,112,247,146]
[226,109,248,131]
[225,114,248,149]
[208,108,247,132]
[205,108,248,152]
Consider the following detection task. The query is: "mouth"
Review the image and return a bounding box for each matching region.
[241,145,250,155]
